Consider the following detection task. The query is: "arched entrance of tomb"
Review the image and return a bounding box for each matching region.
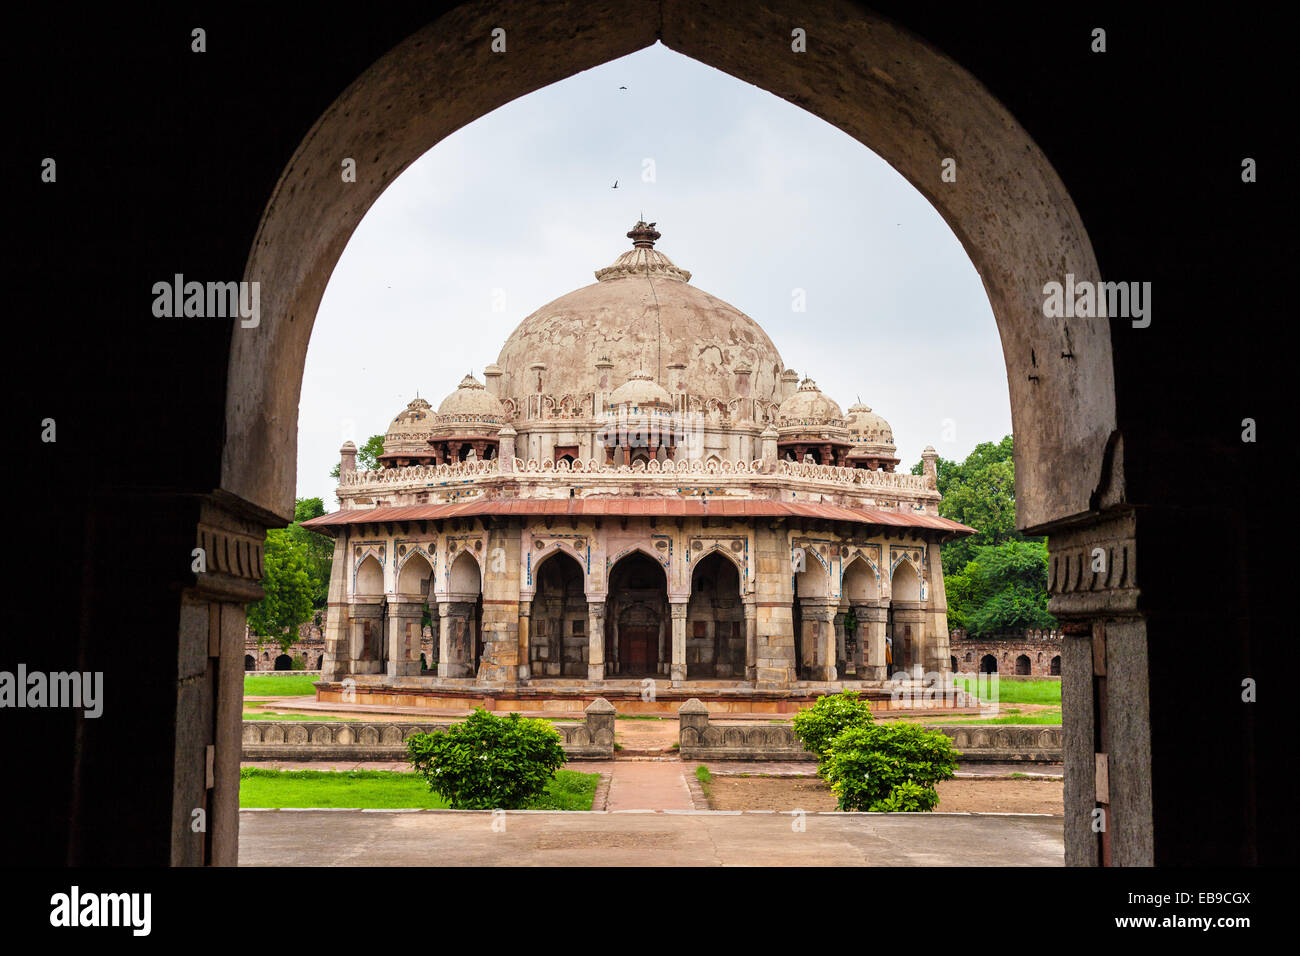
[274,654,292,671]
[841,557,881,678]
[794,550,833,682]
[531,550,588,678]
[394,552,434,677]
[1016,654,1031,675]
[890,560,922,676]
[1051,655,1062,676]
[244,655,254,671]
[687,551,744,679]
[607,551,668,677]
[441,550,482,678]
[199,0,1152,869]
[981,655,998,674]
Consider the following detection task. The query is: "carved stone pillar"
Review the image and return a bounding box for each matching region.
[436,601,453,677]
[801,600,836,681]
[348,600,385,675]
[1045,508,1149,868]
[670,602,689,685]
[833,610,848,675]
[743,600,757,682]
[856,605,887,680]
[320,535,349,681]
[517,600,531,681]
[587,601,606,681]
[385,597,424,678]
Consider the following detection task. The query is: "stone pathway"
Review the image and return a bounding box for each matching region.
[239,810,1064,866]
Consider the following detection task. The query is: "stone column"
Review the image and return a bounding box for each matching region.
[833,610,848,676]
[348,601,384,675]
[752,525,796,686]
[743,600,757,682]
[587,601,606,681]
[517,600,531,681]
[436,602,453,678]
[802,600,836,681]
[670,601,689,685]
[893,607,926,679]
[856,604,888,680]
[385,597,424,678]
[321,536,349,681]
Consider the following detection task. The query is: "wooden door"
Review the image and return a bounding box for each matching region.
[619,625,658,675]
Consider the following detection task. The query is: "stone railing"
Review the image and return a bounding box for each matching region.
[338,456,936,497]
[678,699,810,760]
[340,459,500,487]
[676,699,1061,762]
[242,697,615,760]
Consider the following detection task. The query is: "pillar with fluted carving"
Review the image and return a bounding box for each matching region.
[670,601,689,684]
[436,601,453,677]
[587,601,606,681]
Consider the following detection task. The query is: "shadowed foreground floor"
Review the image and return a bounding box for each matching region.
[239,809,1063,866]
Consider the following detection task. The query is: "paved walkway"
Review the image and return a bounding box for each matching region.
[239,809,1063,866]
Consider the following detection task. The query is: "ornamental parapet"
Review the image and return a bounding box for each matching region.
[336,456,938,501]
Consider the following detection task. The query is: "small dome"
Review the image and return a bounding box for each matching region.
[609,371,672,408]
[777,378,845,427]
[383,396,438,457]
[846,401,896,452]
[438,374,505,424]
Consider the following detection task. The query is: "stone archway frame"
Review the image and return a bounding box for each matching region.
[224,0,1115,537]
[687,542,747,595]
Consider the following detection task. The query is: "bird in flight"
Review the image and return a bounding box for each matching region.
[612,180,618,189]
[619,85,627,90]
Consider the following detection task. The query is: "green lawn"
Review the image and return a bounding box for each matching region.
[954,675,1061,706]
[239,768,599,810]
[242,711,357,721]
[244,673,320,697]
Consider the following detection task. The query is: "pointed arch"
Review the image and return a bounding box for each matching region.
[396,550,434,596]
[891,559,921,603]
[841,555,880,603]
[354,554,383,596]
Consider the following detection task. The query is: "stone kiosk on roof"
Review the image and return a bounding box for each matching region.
[303,222,973,709]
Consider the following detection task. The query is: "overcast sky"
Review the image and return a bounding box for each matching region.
[298,43,1010,507]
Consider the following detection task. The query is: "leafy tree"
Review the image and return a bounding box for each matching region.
[285,497,333,609]
[822,721,960,812]
[948,539,1056,636]
[912,435,1022,575]
[330,434,386,479]
[247,529,314,653]
[406,709,567,809]
[792,691,875,770]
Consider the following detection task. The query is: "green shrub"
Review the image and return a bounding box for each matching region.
[290,655,306,671]
[823,721,959,812]
[405,708,566,810]
[791,690,874,767]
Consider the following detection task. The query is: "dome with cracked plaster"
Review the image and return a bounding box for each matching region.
[383,396,438,455]
[846,401,896,454]
[776,378,846,429]
[437,374,505,424]
[496,222,785,405]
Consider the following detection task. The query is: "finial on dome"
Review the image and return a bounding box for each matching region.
[627,220,660,248]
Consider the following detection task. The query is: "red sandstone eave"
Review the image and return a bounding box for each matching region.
[300,498,976,537]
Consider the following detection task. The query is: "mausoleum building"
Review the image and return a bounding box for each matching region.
[302,222,973,699]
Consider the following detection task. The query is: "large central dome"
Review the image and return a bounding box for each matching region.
[496,222,785,406]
